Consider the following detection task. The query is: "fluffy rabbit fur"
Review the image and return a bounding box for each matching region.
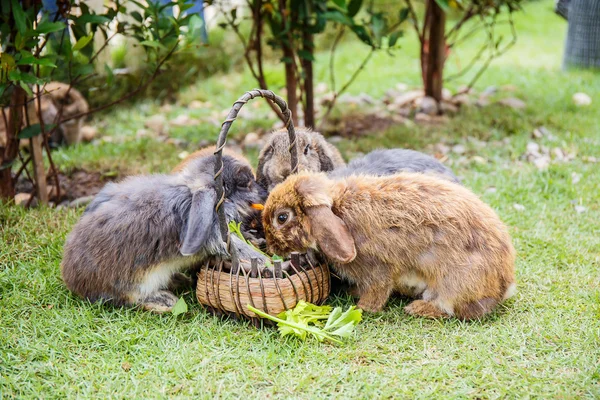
[329,149,459,183]
[263,172,516,320]
[61,153,266,312]
[256,128,345,191]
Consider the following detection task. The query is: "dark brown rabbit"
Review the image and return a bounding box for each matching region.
[262,172,516,320]
[61,152,266,312]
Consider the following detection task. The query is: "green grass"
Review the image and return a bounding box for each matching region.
[2,0,600,397]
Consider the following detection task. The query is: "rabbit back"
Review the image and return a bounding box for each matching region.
[330,149,459,183]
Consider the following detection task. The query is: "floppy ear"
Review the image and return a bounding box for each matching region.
[306,206,356,264]
[315,141,335,172]
[180,189,217,256]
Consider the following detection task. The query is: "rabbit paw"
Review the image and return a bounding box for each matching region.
[404,300,448,319]
[168,272,193,292]
[357,292,388,313]
[141,290,179,313]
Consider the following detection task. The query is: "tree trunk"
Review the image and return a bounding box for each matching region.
[422,0,446,103]
[302,31,314,129]
[0,87,26,200]
[279,0,298,125]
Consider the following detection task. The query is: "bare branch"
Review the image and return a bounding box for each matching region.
[319,48,375,125]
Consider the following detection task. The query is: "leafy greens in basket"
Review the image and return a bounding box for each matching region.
[247,301,362,344]
[228,220,283,264]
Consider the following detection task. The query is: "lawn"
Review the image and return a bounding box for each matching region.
[1,0,599,398]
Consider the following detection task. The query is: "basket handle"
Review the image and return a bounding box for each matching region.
[214,89,298,243]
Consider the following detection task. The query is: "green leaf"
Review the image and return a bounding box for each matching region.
[104,63,114,86]
[17,55,57,68]
[18,124,42,139]
[35,21,66,34]
[73,33,94,51]
[399,7,410,23]
[139,40,166,49]
[248,301,362,345]
[331,0,347,11]
[322,11,353,26]
[131,11,143,22]
[297,49,315,61]
[347,0,362,17]
[11,0,28,34]
[350,25,372,46]
[171,297,188,316]
[388,30,403,47]
[433,0,450,12]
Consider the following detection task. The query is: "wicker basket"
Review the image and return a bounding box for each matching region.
[196,89,331,324]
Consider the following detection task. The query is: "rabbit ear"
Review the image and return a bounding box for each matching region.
[306,206,356,264]
[314,140,335,172]
[180,189,217,256]
[256,144,274,190]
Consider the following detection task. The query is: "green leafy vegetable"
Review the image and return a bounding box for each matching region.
[228,220,273,261]
[171,297,188,316]
[247,301,362,345]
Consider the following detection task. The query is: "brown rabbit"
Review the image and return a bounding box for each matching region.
[262,172,516,320]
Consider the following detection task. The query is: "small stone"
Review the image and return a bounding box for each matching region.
[472,156,487,165]
[396,83,409,92]
[434,143,451,155]
[485,187,497,194]
[452,94,471,106]
[315,82,328,94]
[526,142,540,154]
[574,205,586,214]
[442,88,452,101]
[80,126,98,142]
[552,147,566,161]
[583,156,598,163]
[121,362,132,372]
[452,144,466,155]
[475,96,490,107]
[178,151,189,160]
[68,195,95,208]
[513,203,525,211]
[392,90,424,107]
[56,200,70,210]
[572,92,592,106]
[136,129,151,139]
[417,96,439,116]
[533,156,550,170]
[159,104,172,113]
[571,172,581,185]
[170,115,200,127]
[414,113,432,123]
[498,97,526,110]
[15,192,33,207]
[144,115,167,135]
[481,86,498,96]
[457,85,474,94]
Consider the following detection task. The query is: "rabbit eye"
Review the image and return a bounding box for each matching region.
[274,209,293,227]
[303,144,310,155]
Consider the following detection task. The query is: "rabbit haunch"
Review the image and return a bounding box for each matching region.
[263,172,516,320]
[61,152,266,312]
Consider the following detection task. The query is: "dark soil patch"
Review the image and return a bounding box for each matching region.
[15,169,118,203]
[321,113,398,138]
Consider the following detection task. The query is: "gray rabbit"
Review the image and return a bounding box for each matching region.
[256,128,346,191]
[329,149,460,183]
[61,153,267,312]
